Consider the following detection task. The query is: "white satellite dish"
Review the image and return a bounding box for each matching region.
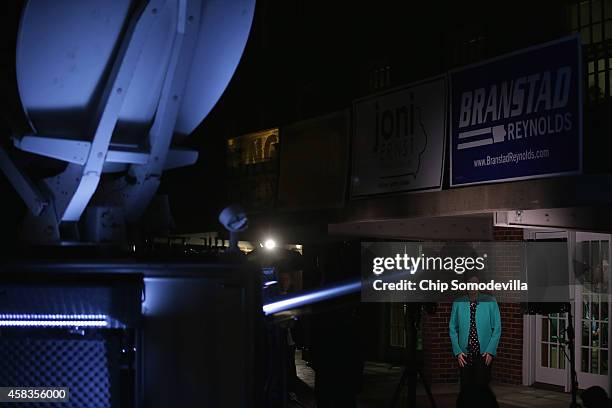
[0,0,255,242]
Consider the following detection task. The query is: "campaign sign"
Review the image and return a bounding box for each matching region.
[352,77,446,196]
[450,35,582,186]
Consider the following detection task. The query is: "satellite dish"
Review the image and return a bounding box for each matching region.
[1,0,255,241]
[17,0,255,140]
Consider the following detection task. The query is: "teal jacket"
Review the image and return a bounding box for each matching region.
[449,294,501,357]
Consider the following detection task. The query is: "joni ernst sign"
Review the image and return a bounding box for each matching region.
[450,35,582,186]
[351,77,446,197]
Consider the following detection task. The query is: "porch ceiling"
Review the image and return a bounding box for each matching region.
[332,174,612,224]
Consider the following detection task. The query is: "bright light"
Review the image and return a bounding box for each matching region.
[264,238,276,250]
[262,279,361,315]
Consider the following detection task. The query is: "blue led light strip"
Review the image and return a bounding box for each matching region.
[0,314,109,327]
[0,314,107,320]
[0,320,108,327]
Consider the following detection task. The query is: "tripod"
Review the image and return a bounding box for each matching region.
[544,302,580,408]
[561,304,580,408]
[390,304,437,408]
[390,363,436,408]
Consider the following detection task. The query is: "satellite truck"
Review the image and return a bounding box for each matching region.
[0,1,266,406]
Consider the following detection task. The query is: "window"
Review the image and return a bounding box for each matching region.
[587,57,612,101]
[568,0,612,102]
[226,129,279,210]
[568,0,612,45]
[578,239,609,376]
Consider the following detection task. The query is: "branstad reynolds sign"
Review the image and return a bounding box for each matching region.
[351,77,446,197]
[450,35,582,186]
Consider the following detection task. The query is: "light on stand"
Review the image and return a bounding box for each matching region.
[218,204,248,254]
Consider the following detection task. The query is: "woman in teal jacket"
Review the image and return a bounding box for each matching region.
[449,273,502,388]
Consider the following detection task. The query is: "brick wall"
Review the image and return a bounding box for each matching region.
[490,227,524,384]
[493,227,524,241]
[421,226,524,385]
[491,303,523,384]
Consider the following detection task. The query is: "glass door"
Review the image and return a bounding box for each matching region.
[575,232,611,393]
[535,313,568,387]
[533,231,569,388]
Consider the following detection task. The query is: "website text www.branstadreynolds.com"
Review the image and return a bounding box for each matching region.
[473,148,549,168]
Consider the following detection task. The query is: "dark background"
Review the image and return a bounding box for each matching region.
[0,0,573,245]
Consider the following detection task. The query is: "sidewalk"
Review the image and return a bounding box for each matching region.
[294,353,572,408]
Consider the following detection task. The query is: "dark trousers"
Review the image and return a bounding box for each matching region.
[460,354,491,388]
